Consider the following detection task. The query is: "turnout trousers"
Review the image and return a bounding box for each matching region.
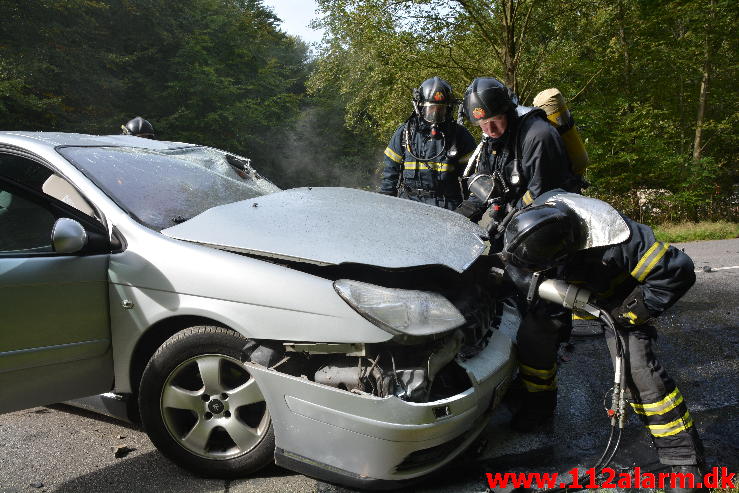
[517,306,704,466]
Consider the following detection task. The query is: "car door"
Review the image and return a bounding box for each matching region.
[0,151,113,413]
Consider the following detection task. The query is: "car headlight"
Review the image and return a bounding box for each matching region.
[333,279,466,337]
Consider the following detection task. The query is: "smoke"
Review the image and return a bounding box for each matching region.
[265,106,384,190]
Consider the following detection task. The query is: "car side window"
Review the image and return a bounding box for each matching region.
[0,153,97,218]
[0,152,102,255]
[0,184,56,253]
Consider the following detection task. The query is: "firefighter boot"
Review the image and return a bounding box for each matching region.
[511,390,557,432]
[664,464,707,492]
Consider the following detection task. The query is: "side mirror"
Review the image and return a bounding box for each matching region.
[52,218,88,254]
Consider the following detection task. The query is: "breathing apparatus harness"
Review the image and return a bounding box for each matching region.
[397,94,462,204]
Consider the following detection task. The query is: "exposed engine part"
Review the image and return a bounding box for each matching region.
[285,342,365,356]
[387,367,426,400]
[244,330,479,404]
[314,365,365,392]
[385,329,465,401]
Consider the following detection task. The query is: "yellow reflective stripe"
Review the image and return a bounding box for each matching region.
[631,388,680,412]
[639,242,670,282]
[523,380,557,391]
[631,242,660,278]
[624,311,639,324]
[648,411,693,437]
[631,242,670,282]
[520,363,556,379]
[631,394,684,416]
[384,147,402,163]
[522,190,534,205]
[573,311,597,320]
[523,379,557,392]
[652,419,693,437]
[403,161,454,172]
[648,410,691,431]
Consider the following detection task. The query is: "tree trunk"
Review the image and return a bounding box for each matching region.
[616,1,631,94]
[502,0,517,92]
[692,0,713,162]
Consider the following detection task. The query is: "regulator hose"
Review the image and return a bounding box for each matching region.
[403,116,447,162]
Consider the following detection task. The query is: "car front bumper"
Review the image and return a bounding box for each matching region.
[245,330,515,488]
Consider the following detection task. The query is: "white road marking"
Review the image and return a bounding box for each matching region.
[695,265,739,272]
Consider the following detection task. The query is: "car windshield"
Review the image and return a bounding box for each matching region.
[58,146,280,230]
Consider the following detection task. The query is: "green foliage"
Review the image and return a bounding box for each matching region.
[0,0,309,181]
[653,221,739,243]
[310,0,738,221]
[0,0,737,208]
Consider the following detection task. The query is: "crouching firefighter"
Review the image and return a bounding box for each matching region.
[379,77,476,210]
[501,190,706,492]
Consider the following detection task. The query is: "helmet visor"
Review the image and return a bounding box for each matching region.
[510,235,571,270]
[421,103,450,123]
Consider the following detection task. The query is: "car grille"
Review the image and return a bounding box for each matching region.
[394,432,469,472]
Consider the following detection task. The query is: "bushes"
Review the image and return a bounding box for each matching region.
[653,221,739,243]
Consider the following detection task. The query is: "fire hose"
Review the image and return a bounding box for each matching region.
[517,277,629,492]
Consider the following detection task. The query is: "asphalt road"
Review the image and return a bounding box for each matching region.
[1,238,737,493]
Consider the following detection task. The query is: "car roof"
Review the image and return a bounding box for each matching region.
[0,131,196,151]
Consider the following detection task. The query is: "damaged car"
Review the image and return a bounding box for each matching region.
[0,132,515,489]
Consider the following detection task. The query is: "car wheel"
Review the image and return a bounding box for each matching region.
[138,326,274,477]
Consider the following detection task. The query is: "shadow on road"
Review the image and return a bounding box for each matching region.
[53,451,304,493]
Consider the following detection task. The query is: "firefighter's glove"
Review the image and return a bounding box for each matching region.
[610,286,653,327]
[454,199,483,221]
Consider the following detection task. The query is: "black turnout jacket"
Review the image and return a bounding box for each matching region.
[380,117,476,210]
[468,106,579,214]
[563,213,695,316]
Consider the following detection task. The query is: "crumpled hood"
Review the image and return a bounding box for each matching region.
[162,187,487,273]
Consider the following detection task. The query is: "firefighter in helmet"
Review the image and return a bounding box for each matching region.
[121,116,156,139]
[379,77,476,210]
[502,190,705,492]
[457,77,580,238]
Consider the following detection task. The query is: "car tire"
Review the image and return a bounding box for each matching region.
[138,326,274,478]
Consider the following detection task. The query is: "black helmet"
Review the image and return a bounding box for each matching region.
[413,77,454,124]
[121,117,155,138]
[503,203,582,270]
[462,77,517,125]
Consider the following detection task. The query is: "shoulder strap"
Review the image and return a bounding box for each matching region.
[463,139,485,177]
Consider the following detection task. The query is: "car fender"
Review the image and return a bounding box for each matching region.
[107,221,392,393]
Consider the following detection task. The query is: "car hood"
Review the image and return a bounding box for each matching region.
[162,187,487,273]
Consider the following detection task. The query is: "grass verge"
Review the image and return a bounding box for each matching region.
[653,221,739,243]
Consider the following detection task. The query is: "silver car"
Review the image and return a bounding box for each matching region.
[0,132,515,489]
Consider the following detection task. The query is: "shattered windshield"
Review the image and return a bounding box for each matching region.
[58,146,280,230]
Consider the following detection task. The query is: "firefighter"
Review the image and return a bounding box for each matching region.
[456,77,580,237]
[379,77,476,210]
[502,190,705,492]
[121,116,156,139]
